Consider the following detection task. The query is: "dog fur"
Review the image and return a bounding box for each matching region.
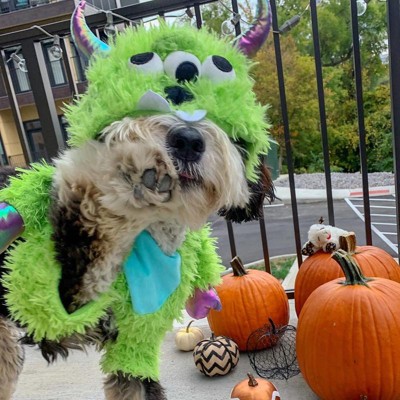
[0,115,273,399]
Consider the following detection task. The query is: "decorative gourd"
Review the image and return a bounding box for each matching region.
[295,232,400,316]
[297,249,400,400]
[231,373,281,399]
[193,333,239,377]
[207,256,289,351]
[175,320,204,351]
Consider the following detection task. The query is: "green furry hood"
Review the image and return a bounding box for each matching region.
[65,24,270,181]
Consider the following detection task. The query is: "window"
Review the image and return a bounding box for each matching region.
[70,40,87,82]
[4,47,31,94]
[24,116,69,162]
[0,133,8,165]
[42,41,67,87]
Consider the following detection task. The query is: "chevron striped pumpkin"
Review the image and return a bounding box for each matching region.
[193,334,239,377]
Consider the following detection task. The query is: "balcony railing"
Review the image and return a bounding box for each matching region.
[0,0,61,14]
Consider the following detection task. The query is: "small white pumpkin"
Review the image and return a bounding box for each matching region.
[175,320,205,351]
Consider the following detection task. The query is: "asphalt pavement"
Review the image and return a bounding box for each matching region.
[210,198,397,269]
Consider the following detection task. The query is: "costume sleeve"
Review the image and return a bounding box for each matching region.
[187,225,224,290]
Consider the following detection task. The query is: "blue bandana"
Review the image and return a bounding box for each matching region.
[123,230,181,314]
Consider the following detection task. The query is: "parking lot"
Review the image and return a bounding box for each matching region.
[345,195,398,255]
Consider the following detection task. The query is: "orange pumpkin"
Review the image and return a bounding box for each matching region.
[231,373,281,399]
[295,233,400,316]
[297,249,400,400]
[207,257,289,351]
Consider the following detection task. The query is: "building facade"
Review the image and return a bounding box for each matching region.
[0,0,140,166]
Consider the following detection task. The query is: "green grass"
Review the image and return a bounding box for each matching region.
[249,256,296,281]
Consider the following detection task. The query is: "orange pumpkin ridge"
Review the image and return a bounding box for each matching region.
[297,249,400,400]
[294,232,400,317]
[207,256,289,351]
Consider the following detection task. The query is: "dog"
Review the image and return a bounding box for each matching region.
[0,1,274,398]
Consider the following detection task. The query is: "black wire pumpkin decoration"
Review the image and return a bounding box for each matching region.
[247,318,300,380]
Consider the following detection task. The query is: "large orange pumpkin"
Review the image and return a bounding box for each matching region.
[297,249,400,400]
[231,373,281,399]
[295,233,400,316]
[207,257,289,351]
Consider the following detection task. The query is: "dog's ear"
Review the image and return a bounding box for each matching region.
[218,163,276,223]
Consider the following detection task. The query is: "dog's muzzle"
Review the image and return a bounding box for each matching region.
[167,127,205,163]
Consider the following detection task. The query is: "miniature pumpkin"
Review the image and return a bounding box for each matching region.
[175,320,204,351]
[295,232,400,316]
[193,333,239,377]
[207,257,289,351]
[231,373,281,399]
[297,249,400,400]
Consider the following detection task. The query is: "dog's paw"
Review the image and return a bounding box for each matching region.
[119,148,177,207]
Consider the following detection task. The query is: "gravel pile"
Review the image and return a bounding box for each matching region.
[274,172,395,189]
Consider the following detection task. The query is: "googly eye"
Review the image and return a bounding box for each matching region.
[164,51,202,83]
[129,52,163,74]
[202,55,236,83]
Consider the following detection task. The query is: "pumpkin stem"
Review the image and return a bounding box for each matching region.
[268,318,277,334]
[186,320,194,333]
[230,256,248,277]
[332,249,371,286]
[247,373,259,387]
[339,232,357,253]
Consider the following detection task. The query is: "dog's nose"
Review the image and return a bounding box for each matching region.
[167,127,205,162]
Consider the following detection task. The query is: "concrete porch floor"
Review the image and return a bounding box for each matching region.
[13,296,318,400]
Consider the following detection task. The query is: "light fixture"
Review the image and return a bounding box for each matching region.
[7,51,28,73]
[356,0,367,16]
[104,11,117,37]
[185,7,194,19]
[49,35,63,60]
[221,12,241,36]
[279,14,301,34]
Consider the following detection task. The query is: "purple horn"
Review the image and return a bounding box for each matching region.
[237,0,272,58]
[71,0,110,59]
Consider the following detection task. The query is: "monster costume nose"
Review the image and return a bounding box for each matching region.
[164,86,194,105]
[167,127,205,162]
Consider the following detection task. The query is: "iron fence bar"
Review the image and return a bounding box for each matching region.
[387,0,400,261]
[270,0,303,267]
[21,39,65,161]
[231,0,242,36]
[259,209,271,273]
[194,3,202,29]
[0,50,32,163]
[285,288,294,300]
[223,0,243,263]
[226,220,237,259]
[309,0,334,226]
[350,0,372,245]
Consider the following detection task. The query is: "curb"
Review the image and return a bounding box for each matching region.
[274,185,395,203]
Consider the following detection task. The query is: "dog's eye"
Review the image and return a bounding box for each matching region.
[202,55,236,83]
[129,52,164,74]
[164,51,201,83]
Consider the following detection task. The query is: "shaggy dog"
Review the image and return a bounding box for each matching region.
[0,117,273,399]
[0,1,274,398]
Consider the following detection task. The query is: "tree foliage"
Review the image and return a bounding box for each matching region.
[199,0,391,173]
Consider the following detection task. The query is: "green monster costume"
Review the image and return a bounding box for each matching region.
[0,0,271,383]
